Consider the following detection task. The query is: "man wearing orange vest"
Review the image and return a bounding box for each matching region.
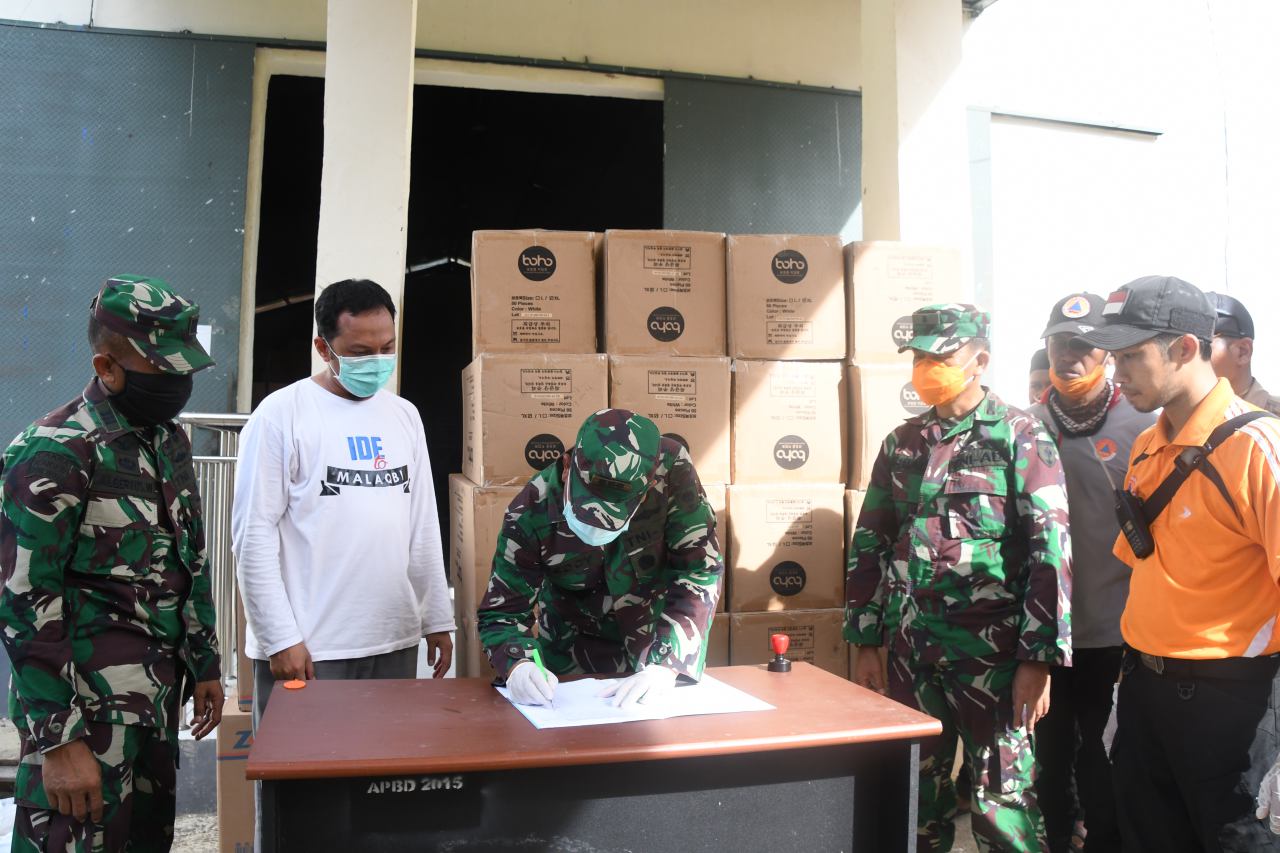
[1078,275,1280,852]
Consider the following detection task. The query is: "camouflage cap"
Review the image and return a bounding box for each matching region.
[90,275,213,375]
[898,303,990,356]
[566,408,661,532]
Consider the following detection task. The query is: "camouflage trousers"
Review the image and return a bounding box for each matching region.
[889,653,1047,853]
[12,722,177,853]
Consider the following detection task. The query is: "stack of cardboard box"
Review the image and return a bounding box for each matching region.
[450,231,608,675]
[842,242,968,675]
[450,230,968,682]
[604,230,731,661]
[723,236,851,678]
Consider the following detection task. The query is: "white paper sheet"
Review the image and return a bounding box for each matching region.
[496,674,775,729]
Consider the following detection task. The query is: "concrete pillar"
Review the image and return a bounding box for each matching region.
[313,0,418,384]
[860,0,972,252]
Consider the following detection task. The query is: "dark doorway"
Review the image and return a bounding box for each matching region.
[250,73,663,555]
[400,84,663,552]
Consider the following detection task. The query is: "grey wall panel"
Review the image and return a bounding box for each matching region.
[0,26,253,448]
[663,78,861,236]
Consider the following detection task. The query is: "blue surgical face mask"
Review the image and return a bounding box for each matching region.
[325,339,395,398]
[563,491,627,547]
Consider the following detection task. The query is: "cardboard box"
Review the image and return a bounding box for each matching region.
[706,616,730,667]
[234,597,252,712]
[729,609,850,678]
[609,356,731,484]
[844,241,966,363]
[455,615,499,680]
[216,692,254,853]
[705,482,728,613]
[844,489,867,554]
[462,353,609,486]
[603,230,726,356]
[449,473,521,621]
[847,361,928,489]
[727,234,846,360]
[731,359,845,484]
[470,230,597,356]
[727,483,845,612]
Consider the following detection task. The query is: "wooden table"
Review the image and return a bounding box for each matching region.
[247,663,941,852]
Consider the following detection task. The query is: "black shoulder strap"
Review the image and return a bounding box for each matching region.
[1142,410,1276,524]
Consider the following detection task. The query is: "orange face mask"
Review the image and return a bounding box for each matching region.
[1049,362,1106,400]
[911,353,977,407]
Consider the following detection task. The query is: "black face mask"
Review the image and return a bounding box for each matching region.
[110,370,194,427]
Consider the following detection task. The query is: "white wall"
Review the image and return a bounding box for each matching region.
[965,0,1280,400]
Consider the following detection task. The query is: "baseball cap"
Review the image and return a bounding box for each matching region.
[898,303,990,356]
[1206,292,1255,339]
[1040,293,1105,339]
[565,408,661,533]
[90,275,214,375]
[1077,276,1215,352]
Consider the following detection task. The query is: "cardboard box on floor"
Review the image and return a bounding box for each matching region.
[705,482,727,613]
[216,691,254,853]
[729,609,850,678]
[234,597,252,712]
[727,483,845,612]
[455,615,500,681]
[846,361,928,489]
[470,230,597,356]
[844,241,965,363]
[462,353,608,486]
[844,489,867,554]
[706,616,730,667]
[603,230,726,356]
[727,234,846,360]
[731,359,845,484]
[609,355,731,484]
[449,473,521,622]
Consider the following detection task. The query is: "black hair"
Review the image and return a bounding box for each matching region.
[1153,332,1212,361]
[87,309,127,357]
[314,279,396,340]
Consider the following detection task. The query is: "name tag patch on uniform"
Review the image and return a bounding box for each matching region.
[953,448,1003,468]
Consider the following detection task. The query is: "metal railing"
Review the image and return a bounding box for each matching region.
[178,412,250,692]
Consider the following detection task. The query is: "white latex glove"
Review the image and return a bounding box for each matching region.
[506,660,558,706]
[1256,753,1280,834]
[598,665,679,708]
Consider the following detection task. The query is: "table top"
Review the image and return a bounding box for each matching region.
[245,663,942,781]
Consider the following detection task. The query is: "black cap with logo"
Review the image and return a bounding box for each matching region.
[1077,275,1215,352]
[1039,292,1105,339]
[1206,292,1255,339]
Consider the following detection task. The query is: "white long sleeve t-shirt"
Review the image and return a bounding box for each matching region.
[231,377,454,661]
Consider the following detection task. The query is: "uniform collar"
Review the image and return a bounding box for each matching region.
[82,378,140,440]
[1148,377,1235,451]
[926,389,1005,439]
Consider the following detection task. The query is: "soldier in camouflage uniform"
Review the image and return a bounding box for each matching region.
[0,276,223,852]
[477,408,721,707]
[845,304,1073,853]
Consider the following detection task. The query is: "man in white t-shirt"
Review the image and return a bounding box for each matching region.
[231,278,454,723]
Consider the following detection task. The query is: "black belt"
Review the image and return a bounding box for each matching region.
[1125,646,1280,680]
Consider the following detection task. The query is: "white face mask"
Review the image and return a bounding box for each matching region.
[563,491,626,547]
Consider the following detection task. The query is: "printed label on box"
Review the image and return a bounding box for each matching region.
[766,498,813,524]
[643,245,692,271]
[768,624,816,662]
[766,320,814,344]
[520,369,572,395]
[769,373,816,398]
[647,370,697,396]
[511,319,561,343]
